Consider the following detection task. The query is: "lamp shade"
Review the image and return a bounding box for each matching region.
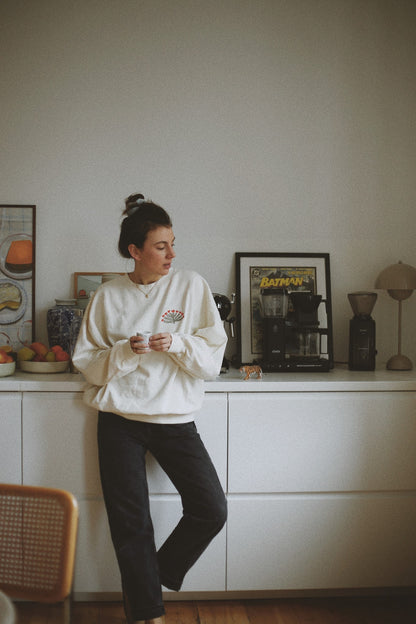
[375,261,416,301]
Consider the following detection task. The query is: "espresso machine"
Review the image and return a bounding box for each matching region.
[348,291,377,370]
[213,293,235,373]
[259,288,331,372]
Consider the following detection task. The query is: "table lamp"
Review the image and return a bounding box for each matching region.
[374,260,416,370]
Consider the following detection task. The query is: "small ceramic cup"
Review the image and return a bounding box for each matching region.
[136,331,152,347]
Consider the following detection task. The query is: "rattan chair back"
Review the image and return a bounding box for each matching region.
[0,483,78,621]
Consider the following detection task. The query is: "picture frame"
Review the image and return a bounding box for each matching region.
[235,252,333,367]
[74,272,124,299]
[0,205,36,350]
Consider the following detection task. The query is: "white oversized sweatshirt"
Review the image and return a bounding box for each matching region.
[72,270,227,424]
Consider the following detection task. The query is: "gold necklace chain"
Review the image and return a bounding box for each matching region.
[129,273,160,298]
[134,282,158,298]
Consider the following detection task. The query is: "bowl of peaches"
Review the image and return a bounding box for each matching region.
[0,346,16,377]
[17,341,70,373]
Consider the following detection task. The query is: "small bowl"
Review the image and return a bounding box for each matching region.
[0,361,16,377]
[19,360,69,374]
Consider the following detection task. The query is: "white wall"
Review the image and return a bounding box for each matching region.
[1,0,415,365]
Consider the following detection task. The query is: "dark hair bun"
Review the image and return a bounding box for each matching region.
[124,193,145,216]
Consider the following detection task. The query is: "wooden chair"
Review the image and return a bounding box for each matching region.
[0,483,78,624]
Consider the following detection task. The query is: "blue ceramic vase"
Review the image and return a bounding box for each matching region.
[47,299,83,355]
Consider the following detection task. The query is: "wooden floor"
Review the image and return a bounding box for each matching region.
[14,596,416,624]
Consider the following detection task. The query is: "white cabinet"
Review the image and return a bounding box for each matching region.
[0,393,21,484]
[227,392,416,591]
[3,370,416,597]
[21,391,227,595]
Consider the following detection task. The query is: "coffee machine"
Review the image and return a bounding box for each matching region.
[259,288,331,372]
[213,293,235,373]
[348,291,377,370]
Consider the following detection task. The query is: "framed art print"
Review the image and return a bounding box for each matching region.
[235,252,333,367]
[0,205,36,350]
[73,272,124,299]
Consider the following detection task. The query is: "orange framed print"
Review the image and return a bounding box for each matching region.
[0,205,36,350]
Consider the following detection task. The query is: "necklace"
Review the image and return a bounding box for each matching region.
[135,283,157,298]
[129,274,159,298]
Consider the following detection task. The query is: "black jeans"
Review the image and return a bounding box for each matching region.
[97,411,227,622]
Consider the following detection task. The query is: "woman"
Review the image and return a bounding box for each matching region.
[72,194,227,624]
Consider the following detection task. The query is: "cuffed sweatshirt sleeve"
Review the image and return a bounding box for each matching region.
[167,276,227,379]
[72,293,139,386]
[168,326,226,380]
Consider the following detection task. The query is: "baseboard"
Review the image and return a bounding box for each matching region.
[73,586,416,602]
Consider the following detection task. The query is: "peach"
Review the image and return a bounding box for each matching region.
[55,350,70,362]
[30,342,48,357]
[0,349,12,363]
[50,345,63,354]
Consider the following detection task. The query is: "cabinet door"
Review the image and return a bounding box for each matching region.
[0,393,21,484]
[73,495,227,595]
[23,392,227,496]
[22,392,100,496]
[146,393,228,493]
[151,496,226,591]
[227,494,416,590]
[73,499,120,595]
[229,392,416,493]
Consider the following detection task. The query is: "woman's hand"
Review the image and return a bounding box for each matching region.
[130,335,150,354]
[148,332,172,352]
[130,333,172,354]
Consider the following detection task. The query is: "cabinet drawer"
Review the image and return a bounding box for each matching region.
[74,499,120,594]
[229,392,416,493]
[151,496,226,591]
[22,391,227,496]
[22,392,101,496]
[0,393,22,484]
[146,393,227,493]
[74,495,226,594]
[227,493,416,590]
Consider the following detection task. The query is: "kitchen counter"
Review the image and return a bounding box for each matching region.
[1,365,416,392]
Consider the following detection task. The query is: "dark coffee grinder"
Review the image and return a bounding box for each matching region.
[348,291,377,370]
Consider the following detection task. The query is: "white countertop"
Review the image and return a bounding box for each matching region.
[1,365,416,392]
[207,365,416,391]
[0,370,86,391]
